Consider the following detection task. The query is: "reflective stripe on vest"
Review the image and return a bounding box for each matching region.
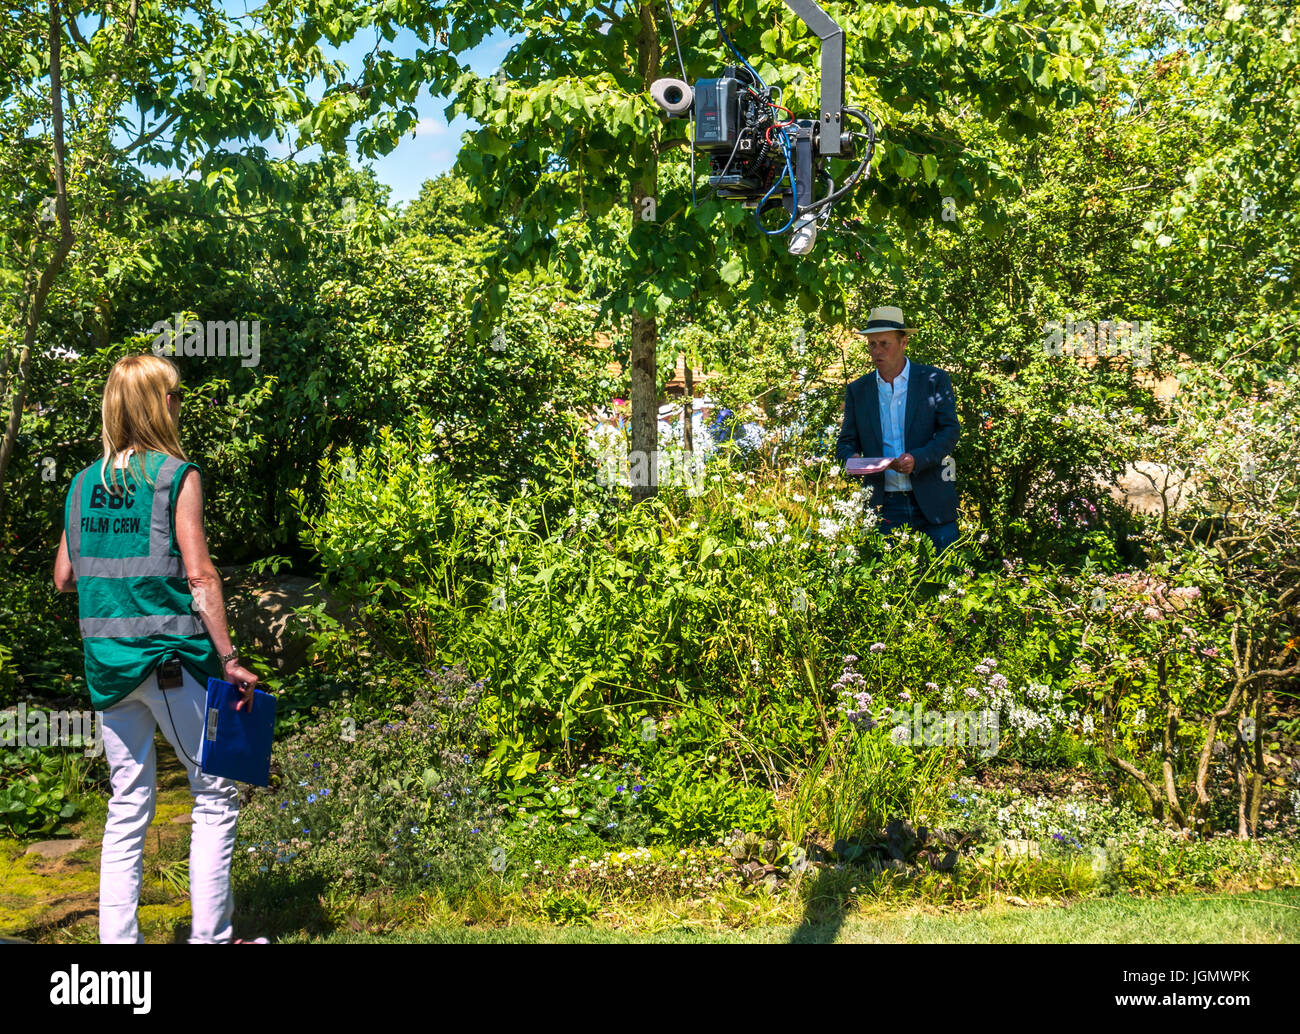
[79,614,205,638]
[76,555,187,579]
[67,468,85,562]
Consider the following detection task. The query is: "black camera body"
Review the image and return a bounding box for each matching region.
[649,0,873,254]
[692,68,798,203]
[157,655,184,689]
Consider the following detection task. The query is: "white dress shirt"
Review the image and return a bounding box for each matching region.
[877,358,912,492]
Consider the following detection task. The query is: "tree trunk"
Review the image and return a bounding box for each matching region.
[0,1,74,517]
[629,310,658,503]
[628,3,661,505]
[683,357,693,453]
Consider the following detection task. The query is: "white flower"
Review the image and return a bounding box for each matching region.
[818,518,842,539]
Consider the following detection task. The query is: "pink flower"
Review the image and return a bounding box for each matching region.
[1142,606,1162,621]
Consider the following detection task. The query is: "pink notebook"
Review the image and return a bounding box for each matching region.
[845,457,892,476]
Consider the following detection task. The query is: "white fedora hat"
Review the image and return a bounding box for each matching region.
[855,305,917,336]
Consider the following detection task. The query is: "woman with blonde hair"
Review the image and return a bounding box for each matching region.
[53,352,262,944]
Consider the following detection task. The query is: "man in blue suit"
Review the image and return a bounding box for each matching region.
[834,306,961,554]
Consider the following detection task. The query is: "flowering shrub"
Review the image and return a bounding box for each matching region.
[234,665,500,895]
[934,656,1075,751]
[940,777,1300,892]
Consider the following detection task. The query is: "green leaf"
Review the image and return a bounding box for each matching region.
[719,255,744,285]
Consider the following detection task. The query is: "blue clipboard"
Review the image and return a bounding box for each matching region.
[200,677,276,787]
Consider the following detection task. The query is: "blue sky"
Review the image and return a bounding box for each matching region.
[269,27,519,205]
[118,4,520,206]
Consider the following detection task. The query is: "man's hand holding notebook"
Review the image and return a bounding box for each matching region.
[845,456,892,477]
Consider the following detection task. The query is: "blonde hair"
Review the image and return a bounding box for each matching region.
[99,353,187,494]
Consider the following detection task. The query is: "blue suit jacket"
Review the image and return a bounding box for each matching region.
[834,361,961,525]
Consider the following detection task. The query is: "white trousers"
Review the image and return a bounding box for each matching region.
[99,665,240,943]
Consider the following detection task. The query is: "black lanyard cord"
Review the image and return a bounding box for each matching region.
[159,670,204,770]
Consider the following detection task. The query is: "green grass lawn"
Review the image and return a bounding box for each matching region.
[283,887,1300,944]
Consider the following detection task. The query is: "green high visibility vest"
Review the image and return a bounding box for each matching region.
[64,449,221,710]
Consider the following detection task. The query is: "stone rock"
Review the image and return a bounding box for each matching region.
[1095,461,1195,516]
[24,838,87,861]
[218,569,351,673]
[171,813,192,824]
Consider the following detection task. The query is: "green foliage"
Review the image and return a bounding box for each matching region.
[0,555,83,703]
[642,757,779,843]
[498,762,658,843]
[0,745,82,839]
[535,888,600,926]
[390,0,1104,326]
[234,665,500,896]
[786,724,956,847]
